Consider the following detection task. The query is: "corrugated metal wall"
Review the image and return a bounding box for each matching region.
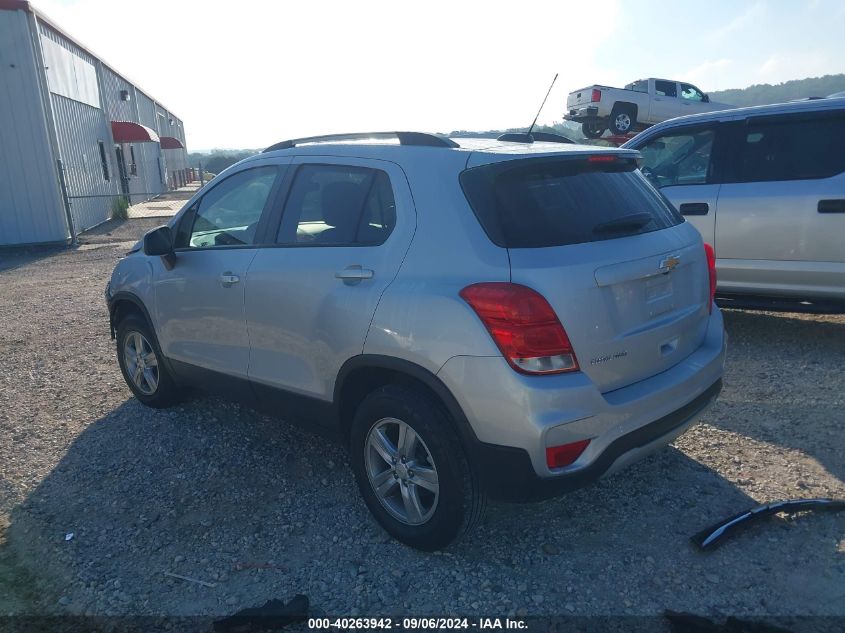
[49,93,118,230]
[39,22,117,232]
[0,9,67,246]
[1,6,190,245]
[100,66,135,122]
[131,91,165,202]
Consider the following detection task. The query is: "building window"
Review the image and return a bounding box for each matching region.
[98,141,110,181]
[129,145,138,176]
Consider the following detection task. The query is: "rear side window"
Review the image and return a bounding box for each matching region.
[655,81,677,98]
[733,113,845,182]
[460,157,683,248]
[276,164,395,246]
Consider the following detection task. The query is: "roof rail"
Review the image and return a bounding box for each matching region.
[263,131,459,153]
[497,132,575,145]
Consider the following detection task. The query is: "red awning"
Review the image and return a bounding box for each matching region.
[111,121,160,143]
[159,136,185,150]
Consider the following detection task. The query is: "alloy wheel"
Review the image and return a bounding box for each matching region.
[123,331,159,395]
[615,112,632,132]
[364,417,440,525]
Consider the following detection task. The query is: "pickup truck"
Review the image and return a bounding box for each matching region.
[565,78,732,138]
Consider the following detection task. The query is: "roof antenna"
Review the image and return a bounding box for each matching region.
[527,73,558,137]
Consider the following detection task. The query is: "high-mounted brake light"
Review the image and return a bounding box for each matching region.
[704,243,717,313]
[459,283,579,375]
[587,154,617,163]
[591,88,602,103]
[546,439,591,469]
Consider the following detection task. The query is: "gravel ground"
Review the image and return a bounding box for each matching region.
[0,219,843,627]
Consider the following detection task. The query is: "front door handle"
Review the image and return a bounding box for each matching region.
[335,265,374,285]
[679,202,709,216]
[219,272,240,287]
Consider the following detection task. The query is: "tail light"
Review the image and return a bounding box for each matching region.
[546,439,591,469]
[591,88,602,102]
[704,243,717,312]
[459,283,579,375]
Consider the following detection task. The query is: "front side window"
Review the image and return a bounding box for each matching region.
[734,113,845,183]
[638,127,716,187]
[179,166,279,248]
[276,164,396,246]
[680,83,705,102]
[655,80,678,98]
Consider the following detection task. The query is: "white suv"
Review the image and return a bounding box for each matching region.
[107,132,725,550]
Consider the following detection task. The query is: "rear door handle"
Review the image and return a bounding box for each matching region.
[818,199,845,213]
[679,202,709,216]
[335,265,374,285]
[218,272,240,287]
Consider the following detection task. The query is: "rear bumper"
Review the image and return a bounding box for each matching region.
[564,106,600,121]
[437,309,726,501]
[469,377,721,501]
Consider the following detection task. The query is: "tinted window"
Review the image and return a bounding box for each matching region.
[277,164,395,245]
[638,127,716,187]
[182,166,278,248]
[733,113,845,182]
[655,81,677,98]
[460,158,682,248]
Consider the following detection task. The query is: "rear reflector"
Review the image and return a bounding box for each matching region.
[460,283,579,375]
[591,88,601,103]
[546,439,591,468]
[704,243,717,312]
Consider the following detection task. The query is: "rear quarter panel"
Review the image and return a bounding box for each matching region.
[363,155,508,372]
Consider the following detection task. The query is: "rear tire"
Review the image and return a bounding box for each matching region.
[609,106,636,135]
[350,384,486,550]
[581,119,605,139]
[116,314,182,408]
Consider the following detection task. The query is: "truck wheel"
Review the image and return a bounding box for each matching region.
[609,106,636,135]
[581,120,605,139]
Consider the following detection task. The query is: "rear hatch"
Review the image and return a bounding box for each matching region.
[460,152,711,393]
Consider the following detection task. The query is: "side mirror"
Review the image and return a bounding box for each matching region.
[702,94,710,103]
[143,225,174,257]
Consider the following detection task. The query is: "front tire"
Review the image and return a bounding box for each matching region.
[350,385,486,550]
[116,314,182,408]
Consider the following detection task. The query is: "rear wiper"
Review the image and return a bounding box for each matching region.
[592,212,653,235]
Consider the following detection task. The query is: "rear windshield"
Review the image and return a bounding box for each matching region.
[460,157,683,248]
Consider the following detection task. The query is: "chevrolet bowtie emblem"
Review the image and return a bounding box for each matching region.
[660,254,681,272]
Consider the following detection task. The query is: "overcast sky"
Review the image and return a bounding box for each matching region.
[35,0,845,150]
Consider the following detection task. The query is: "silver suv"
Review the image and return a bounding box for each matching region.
[106,132,726,550]
[624,98,845,310]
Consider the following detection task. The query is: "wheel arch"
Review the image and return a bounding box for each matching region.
[334,355,479,452]
[108,291,153,339]
[612,101,639,120]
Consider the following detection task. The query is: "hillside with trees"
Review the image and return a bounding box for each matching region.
[709,74,845,107]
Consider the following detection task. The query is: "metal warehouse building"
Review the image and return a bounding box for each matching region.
[0,0,190,246]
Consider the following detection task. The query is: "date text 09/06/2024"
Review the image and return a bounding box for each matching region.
[308,617,529,630]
